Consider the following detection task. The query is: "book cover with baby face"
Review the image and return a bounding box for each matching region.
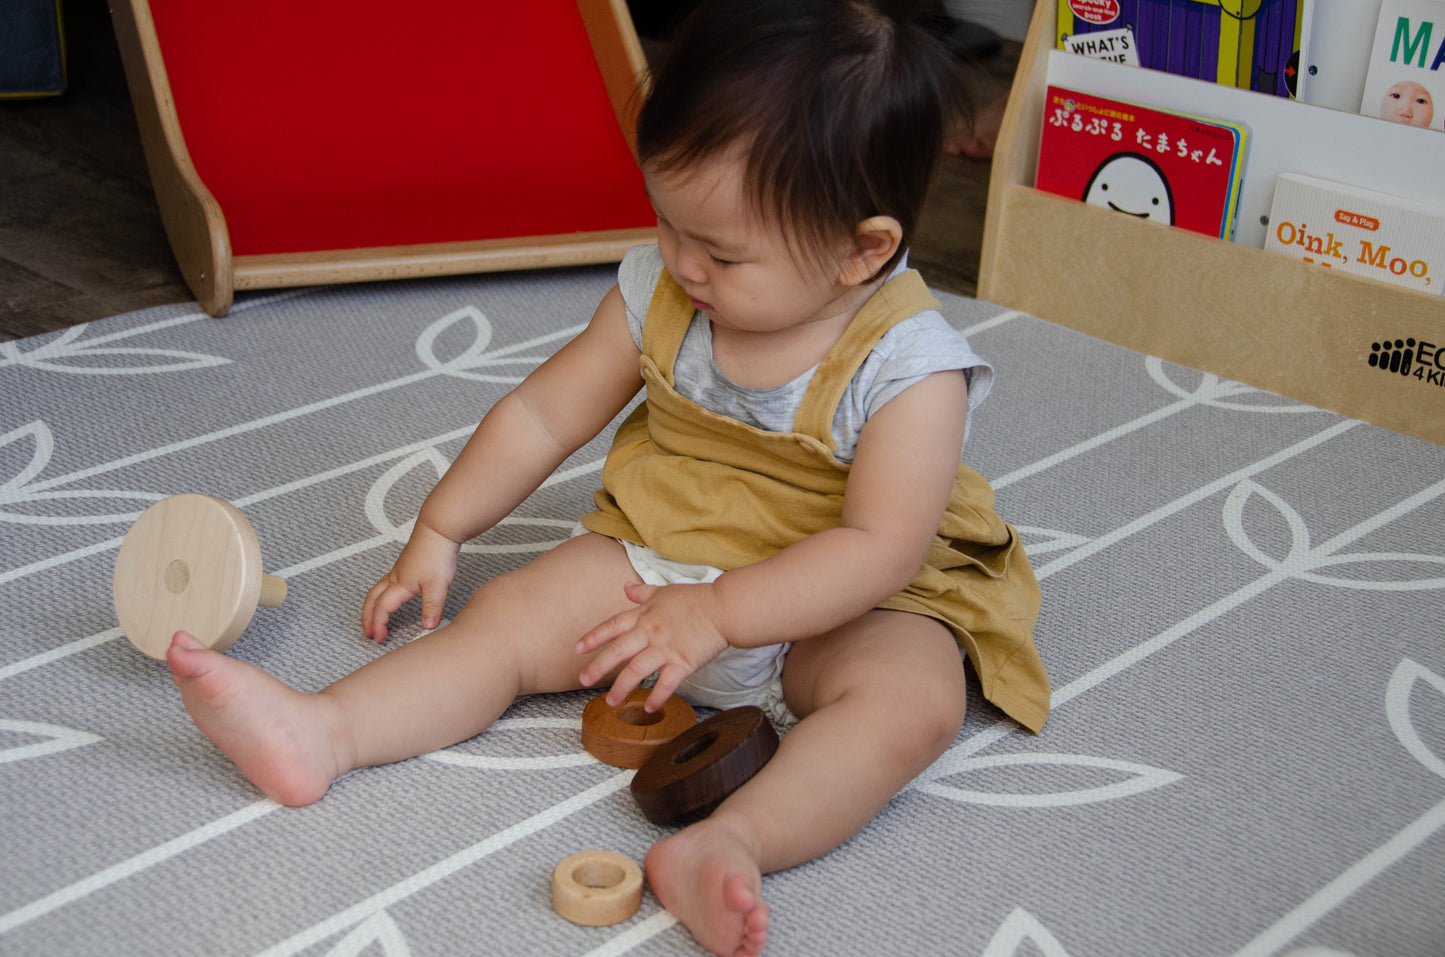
[1359,0,1445,131]
[1035,86,1247,238]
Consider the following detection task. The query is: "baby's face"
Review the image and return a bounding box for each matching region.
[1381,81,1435,128]
[644,151,857,337]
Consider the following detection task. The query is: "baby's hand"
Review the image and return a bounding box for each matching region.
[361,523,460,642]
[576,581,729,712]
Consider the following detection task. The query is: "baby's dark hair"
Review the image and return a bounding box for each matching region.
[635,0,970,276]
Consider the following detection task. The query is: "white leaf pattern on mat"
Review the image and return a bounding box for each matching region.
[458,457,606,556]
[918,753,1182,807]
[982,907,1072,957]
[1146,358,1316,413]
[1014,525,1092,557]
[0,422,162,525]
[1386,659,1445,781]
[0,322,229,376]
[361,450,581,557]
[1225,480,1445,590]
[0,719,102,765]
[423,717,596,770]
[363,449,453,542]
[415,306,585,383]
[324,910,412,957]
[0,422,52,493]
[415,307,496,377]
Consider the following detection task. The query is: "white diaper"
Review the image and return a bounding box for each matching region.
[572,524,799,730]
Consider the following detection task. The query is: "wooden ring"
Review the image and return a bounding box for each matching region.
[629,706,779,825]
[581,689,696,769]
[550,850,643,926]
[112,494,286,659]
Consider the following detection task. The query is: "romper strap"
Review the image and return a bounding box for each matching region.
[792,270,942,448]
[640,268,696,386]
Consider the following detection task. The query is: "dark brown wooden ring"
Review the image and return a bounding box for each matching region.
[629,706,779,825]
[581,689,697,769]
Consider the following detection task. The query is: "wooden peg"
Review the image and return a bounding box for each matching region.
[112,494,286,659]
[629,706,779,825]
[581,689,696,769]
[550,850,643,926]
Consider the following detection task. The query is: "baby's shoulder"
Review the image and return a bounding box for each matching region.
[871,309,976,364]
[617,244,668,349]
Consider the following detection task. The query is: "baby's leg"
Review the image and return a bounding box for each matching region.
[645,610,966,957]
[167,532,638,805]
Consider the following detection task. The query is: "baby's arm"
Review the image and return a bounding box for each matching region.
[578,369,969,708]
[363,285,643,640]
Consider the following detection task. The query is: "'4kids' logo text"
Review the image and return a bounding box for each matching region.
[1368,336,1445,388]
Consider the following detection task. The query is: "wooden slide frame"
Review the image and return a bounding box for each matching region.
[980,2,1443,446]
[111,0,657,317]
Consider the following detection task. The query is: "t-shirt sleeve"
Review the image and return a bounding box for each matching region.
[855,310,994,447]
[862,311,993,414]
[616,243,666,352]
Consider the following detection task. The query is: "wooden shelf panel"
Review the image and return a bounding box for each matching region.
[979,2,1444,447]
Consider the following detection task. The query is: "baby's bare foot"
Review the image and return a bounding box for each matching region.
[167,631,347,806]
[645,819,768,957]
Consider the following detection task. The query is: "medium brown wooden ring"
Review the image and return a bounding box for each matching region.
[629,706,779,825]
[550,850,643,926]
[581,689,696,769]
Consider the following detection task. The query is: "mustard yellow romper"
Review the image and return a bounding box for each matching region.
[581,267,1051,732]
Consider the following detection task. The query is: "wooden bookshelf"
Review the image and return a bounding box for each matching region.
[979,2,1444,447]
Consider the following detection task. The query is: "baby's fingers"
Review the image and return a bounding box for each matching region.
[605,648,666,707]
[644,666,686,714]
[363,582,417,642]
[576,622,644,690]
[418,581,448,631]
[575,610,634,658]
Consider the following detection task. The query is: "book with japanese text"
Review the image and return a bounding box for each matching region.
[1035,85,1250,239]
[1264,171,1445,293]
[1056,0,1308,98]
[1359,0,1445,131]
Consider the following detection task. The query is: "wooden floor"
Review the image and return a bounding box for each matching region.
[0,0,1019,343]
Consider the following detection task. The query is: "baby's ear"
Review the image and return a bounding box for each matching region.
[840,216,903,285]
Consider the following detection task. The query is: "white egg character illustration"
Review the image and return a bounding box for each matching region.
[1082,152,1175,225]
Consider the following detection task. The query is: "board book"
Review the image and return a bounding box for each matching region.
[1359,0,1445,131]
[1056,0,1307,97]
[1035,85,1249,239]
[1264,171,1445,293]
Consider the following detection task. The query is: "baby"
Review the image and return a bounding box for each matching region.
[1379,79,1435,129]
[166,2,1049,953]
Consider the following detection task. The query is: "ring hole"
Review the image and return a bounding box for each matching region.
[163,559,190,595]
[672,731,717,765]
[616,703,663,727]
[572,861,626,890]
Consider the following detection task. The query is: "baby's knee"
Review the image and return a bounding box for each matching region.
[895,677,968,758]
[827,662,965,767]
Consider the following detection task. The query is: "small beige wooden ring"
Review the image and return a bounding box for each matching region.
[112,494,286,659]
[581,689,696,769]
[551,850,643,926]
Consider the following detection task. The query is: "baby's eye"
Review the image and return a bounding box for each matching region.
[709,254,737,267]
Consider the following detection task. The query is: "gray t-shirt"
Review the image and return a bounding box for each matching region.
[618,244,992,462]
